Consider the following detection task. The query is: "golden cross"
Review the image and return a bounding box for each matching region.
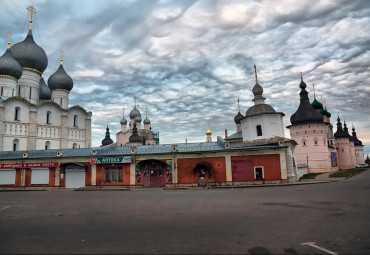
[27,6,37,30]
[254,64,258,84]
[60,49,64,64]
[6,32,12,48]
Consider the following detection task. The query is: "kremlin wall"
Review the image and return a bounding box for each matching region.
[0,7,366,189]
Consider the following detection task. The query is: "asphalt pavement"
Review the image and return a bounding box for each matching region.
[0,170,369,254]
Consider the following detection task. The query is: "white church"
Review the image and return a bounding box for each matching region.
[0,6,91,151]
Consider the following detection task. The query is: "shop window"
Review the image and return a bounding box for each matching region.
[104,167,123,183]
[255,167,264,180]
[46,111,51,124]
[13,139,19,151]
[256,125,262,136]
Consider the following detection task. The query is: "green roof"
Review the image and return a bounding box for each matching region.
[311,98,323,110]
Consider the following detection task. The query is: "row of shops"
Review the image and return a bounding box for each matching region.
[0,138,296,188]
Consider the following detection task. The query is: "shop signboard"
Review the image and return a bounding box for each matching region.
[0,162,59,169]
[90,157,132,164]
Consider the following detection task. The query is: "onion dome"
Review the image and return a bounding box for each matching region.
[352,126,363,146]
[10,29,48,73]
[143,117,151,125]
[129,122,142,143]
[120,117,127,125]
[101,126,113,146]
[234,111,244,124]
[311,98,323,110]
[48,55,74,91]
[252,83,263,96]
[320,108,328,116]
[39,77,51,100]
[0,47,23,80]
[334,116,349,138]
[290,75,323,125]
[130,106,141,119]
[135,116,142,123]
[206,128,212,135]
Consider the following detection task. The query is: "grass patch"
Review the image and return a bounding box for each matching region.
[329,168,366,178]
[299,173,323,181]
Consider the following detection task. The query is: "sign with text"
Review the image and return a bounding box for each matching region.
[0,162,59,169]
[90,157,132,164]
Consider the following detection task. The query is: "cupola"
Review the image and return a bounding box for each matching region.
[0,33,23,80]
[48,50,74,91]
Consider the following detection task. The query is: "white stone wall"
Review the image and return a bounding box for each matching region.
[116,130,132,146]
[51,90,69,109]
[36,138,60,150]
[67,108,86,129]
[241,113,285,141]
[289,123,332,172]
[355,146,365,164]
[0,77,17,97]
[336,137,356,169]
[3,99,30,122]
[2,136,27,151]
[36,103,62,126]
[16,69,41,105]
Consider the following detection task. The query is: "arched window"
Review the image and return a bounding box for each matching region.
[72,143,78,149]
[73,115,78,127]
[18,86,21,96]
[256,125,262,136]
[314,137,318,145]
[13,139,19,151]
[14,107,20,121]
[0,87,3,96]
[45,141,50,150]
[302,139,307,146]
[12,89,14,97]
[60,98,63,106]
[29,87,32,99]
[46,111,51,124]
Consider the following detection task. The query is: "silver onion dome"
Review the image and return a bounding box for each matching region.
[39,77,51,100]
[48,63,73,91]
[120,117,127,125]
[130,106,141,119]
[143,117,151,125]
[10,30,48,73]
[0,48,23,79]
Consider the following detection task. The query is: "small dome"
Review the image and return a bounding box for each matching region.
[39,77,51,100]
[48,64,74,91]
[143,117,151,125]
[320,108,328,116]
[120,117,127,125]
[129,122,142,143]
[101,126,113,146]
[0,48,23,79]
[252,83,263,96]
[130,107,141,119]
[311,98,323,110]
[234,112,244,124]
[10,30,48,73]
[245,104,276,117]
[206,128,212,135]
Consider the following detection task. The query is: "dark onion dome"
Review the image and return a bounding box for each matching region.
[39,77,51,100]
[290,76,323,125]
[10,29,48,73]
[120,117,127,125]
[129,122,142,143]
[0,48,23,79]
[129,106,141,119]
[352,126,363,146]
[311,98,323,110]
[135,116,142,123]
[334,116,349,138]
[48,63,73,91]
[143,116,151,125]
[101,126,113,146]
[234,111,244,124]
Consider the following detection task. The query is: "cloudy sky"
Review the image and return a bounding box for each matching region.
[1,0,369,155]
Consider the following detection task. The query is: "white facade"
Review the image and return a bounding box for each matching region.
[241,113,285,141]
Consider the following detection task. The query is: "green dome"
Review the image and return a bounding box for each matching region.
[311,98,323,110]
[320,108,328,116]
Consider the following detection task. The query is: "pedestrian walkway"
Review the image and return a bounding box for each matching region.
[314,172,344,182]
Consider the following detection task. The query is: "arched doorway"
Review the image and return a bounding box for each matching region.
[194,162,213,186]
[139,160,167,187]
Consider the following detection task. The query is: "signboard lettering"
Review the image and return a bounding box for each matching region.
[0,162,59,169]
[90,157,132,164]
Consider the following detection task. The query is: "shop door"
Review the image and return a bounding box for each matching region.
[65,164,86,189]
[143,165,166,187]
[31,168,49,185]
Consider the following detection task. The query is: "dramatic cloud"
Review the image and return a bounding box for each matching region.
[1,0,369,156]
